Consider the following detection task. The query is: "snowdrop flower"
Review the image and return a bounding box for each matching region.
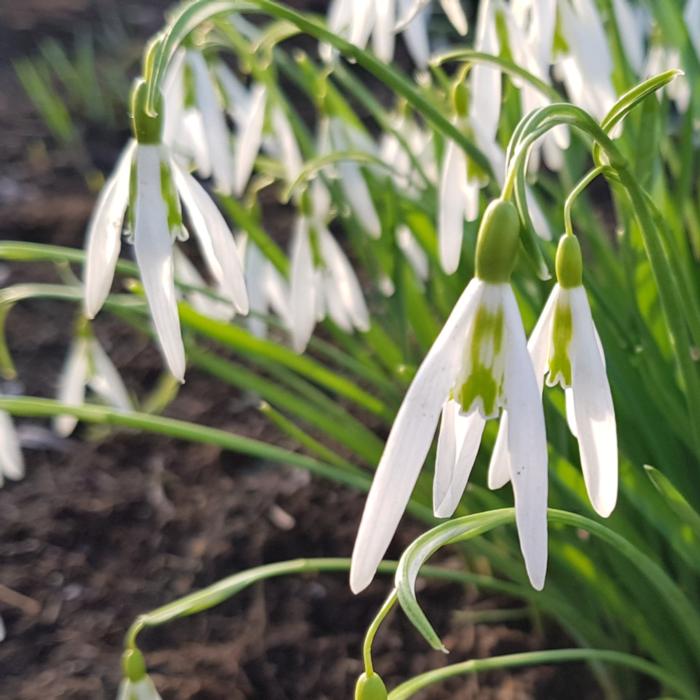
[491,235,617,516]
[325,119,382,239]
[555,0,616,120]
[644,41,690,113]
[117,650,161,700]
[54,330,131,437]
[163,50,235,194]
[289,182,370,352]
[239,234,292,339]
[396,225,429,284]
[83,80,248,381]
[611,0,648,75]
[351,199,548,593]
[0,407,24,486]
[396,0,468,36]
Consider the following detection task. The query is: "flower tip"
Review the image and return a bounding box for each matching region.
[592,495,617,519]
[349,567,371,595]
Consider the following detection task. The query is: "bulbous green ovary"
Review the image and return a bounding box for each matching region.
[475,199,521,283]
[355,672,387,700]
[456,303,505,417]
[548,298,573,387]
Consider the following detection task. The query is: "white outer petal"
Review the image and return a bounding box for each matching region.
[502,287,548,590]
[171,161,248,314]
[289,218,317,352]
[438,140,466,275]
[84,141,134,319]
[433,401,486,517]
[350,278,483,593]
[188,51,234,194]
[215,63,250,125]
[470,0,501,142]
[570,286,618,517]
[233,84,267,196]
[134,146,186,382]
[488,285,558,490]
[54,337,89,437]
[350,0,376,48]
[373,0,396,62]
[396,225,429,282]
[0,410,24,482]
[399,0,430,67]
[319,228,370,331]
[243,238,269,338]
[270,107,303,183]
[87,339,132,411]
[440,0,468,34]
[337,160,382,239]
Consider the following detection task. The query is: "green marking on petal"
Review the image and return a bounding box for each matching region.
[160,161,183,234]
[127,160,137,235]
[548,296,573,387]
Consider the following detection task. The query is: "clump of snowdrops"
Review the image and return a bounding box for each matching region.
[2,1,700,698]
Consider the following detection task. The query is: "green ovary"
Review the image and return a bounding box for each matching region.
[456,303,504,417]
[548,298,573,387]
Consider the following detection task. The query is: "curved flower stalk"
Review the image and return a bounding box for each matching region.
[491,235,618,517]
[83,81,248,381]
[239,234,292,339]
[0,407,24,486]
[325,118,382,239]
[289,182,370,352]
[351,199,548,594]
[53,329,132,438]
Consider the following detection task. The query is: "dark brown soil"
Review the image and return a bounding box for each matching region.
[0,2,599,698]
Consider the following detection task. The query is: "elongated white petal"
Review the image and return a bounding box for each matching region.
[84,141,134,319]
[265,263,293,329]
[399,0,430,66]
[0,410,24,482]
[215,63,250,125]
[373,0,396,61]
[188,51,234,194]
[350,278,483,593]
[350,0,375,48]
[171,160,248,314]
[438,140,466,275]
[270,107,303,183]
[88,339,131,411]
[337,159,382,239]
[433,401,486,517]
[162,49,186,148]
[233,84,267,196]
[323,271,353,331]
[54,337,89,437]
[440,0,468,34]
[502,287,548,590]
[396,225,429,282]
[289,218,317,352]
[470,0,501,142]
[134,146,185,382]
[570,286,617,517]
[394,0,428,30]
[319,229,370,331]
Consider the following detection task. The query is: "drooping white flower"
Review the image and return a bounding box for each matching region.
[351,199,548,593]
[117,677,162,700]
[54,332,131,437]
[0,407,24,486]
[325,119,382,239]
[396,0,468,36]
[83,82,248,381]
[396,225,429,283]
[232,83,267,196]
[239,234,292,339]
[491,236,617,516]
[289,183,370,352]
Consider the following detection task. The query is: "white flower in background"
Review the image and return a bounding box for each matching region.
[555,0,616,120]
[289,182,370,352]
[0,407,24,486]
[491,236,617,516]
[645,45,690,112]
[611,0,648,75]
[84,81,248,381]
[325,118,382,239]
[351,200,548,593]
[396,225,429,283]
[232,83,267,196]
[54,332,132,437]
[396,0,468,36]
[163,50,235,194]
[239,234,292,339]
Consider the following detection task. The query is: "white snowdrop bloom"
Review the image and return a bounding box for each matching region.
[232,83,267,196]
[0,408,24,486]
[396,0,468,36]
[555,0,616,120]
[351,200,548,593]
[83,81,248,381]
[326,119,382,239]
[396,225,429,283]
[54,333,131,438]
[239,235,292,339]
[172,249,234,322]
[117,676,161,700]
[492,236,617,517]
[611,0,648,75]
[265,107,304,185]
[289,185,370,352]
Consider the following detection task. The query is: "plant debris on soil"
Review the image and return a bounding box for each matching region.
[0,2,602,698]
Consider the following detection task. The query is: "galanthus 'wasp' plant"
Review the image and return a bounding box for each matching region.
[2,1,700,698]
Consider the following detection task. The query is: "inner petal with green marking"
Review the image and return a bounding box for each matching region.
[454,290,506,419]
[547,292,573,388]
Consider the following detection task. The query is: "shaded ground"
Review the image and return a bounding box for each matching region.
[0,2,599,698]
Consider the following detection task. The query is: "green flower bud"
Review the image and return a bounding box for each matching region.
[475,199,521,283]
[555,235,583,288]
[451,82,469,119]
[122,648,146,683]
[130,79,164,145]
[355,672,388,700]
